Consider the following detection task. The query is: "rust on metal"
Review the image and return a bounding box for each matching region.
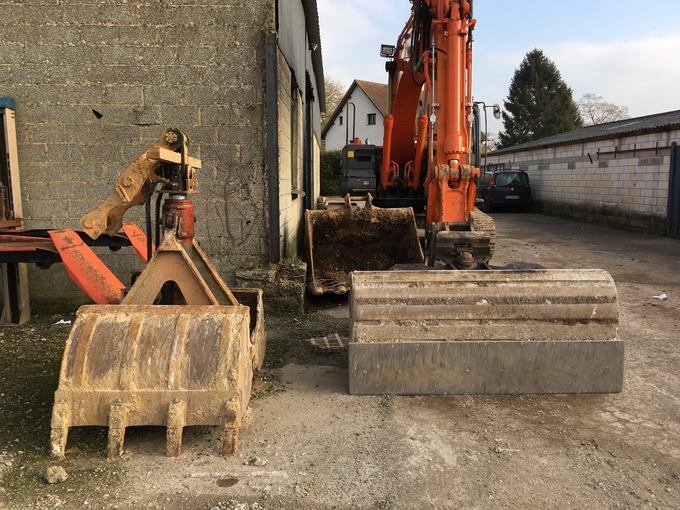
[79,128,202,240]
[304,195,424,295]
[51,304,254,459]
[51,129,264,459]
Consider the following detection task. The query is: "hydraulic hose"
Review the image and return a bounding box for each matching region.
[145,178,172,262]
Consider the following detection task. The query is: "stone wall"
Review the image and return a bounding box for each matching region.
[486,130,679,234]
[0,0,275,306]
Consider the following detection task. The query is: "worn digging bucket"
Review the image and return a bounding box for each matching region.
[305,195,424,295]
[50,304,260,459]
[349,269,623,395]
[50,232,266,459]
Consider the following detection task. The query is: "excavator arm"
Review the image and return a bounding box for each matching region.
[381,0,479,226]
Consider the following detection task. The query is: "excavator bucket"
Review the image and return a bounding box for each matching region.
[51,224,266,459]
[349,269,623,395]
[50,304,254,459]
[50,129,266,458]
[305,195,424,295]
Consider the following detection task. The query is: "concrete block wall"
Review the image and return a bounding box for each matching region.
[486,129,678,234]
[0,0,275,306]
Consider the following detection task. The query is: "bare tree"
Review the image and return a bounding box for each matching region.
[482,132,499,153]
[577,93,630,126]
[321,77,346,130]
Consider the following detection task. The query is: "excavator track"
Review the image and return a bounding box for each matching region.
[470,207,496,260]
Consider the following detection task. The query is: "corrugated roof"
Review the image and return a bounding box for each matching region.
[491,109,680,155]
[321,79,388,139]
[301,0,325,110]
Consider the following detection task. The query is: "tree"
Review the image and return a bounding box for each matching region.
[498,49,583,148]
[319,150,341,196]
[577,93,630,126]
[321,77,345,130]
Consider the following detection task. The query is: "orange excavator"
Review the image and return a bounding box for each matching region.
[307,0,624,395]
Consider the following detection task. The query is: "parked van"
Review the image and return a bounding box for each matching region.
[476,170,531,212]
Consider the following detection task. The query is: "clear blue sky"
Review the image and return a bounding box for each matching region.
[318,0,680,134]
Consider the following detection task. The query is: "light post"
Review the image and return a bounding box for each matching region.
[474,101,501,173]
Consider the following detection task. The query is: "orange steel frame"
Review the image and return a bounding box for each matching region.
[381,0,478,225]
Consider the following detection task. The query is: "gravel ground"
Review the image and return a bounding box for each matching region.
[0,211,678,509]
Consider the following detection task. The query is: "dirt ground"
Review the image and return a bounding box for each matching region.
[1,212,679,509]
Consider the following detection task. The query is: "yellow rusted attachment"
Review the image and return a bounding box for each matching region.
[51,230,266,459]
[79,128,201,240]
[51,304,254,459]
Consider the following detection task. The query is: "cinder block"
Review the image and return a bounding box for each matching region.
[117,26,159,47]
[166,66,203,87]
[202,67,240,87]
[159,26,200,47]
[178,47,216,66]
[50,181,87,201]
[140,47,179,66]
[18,143,48,163]
[103,86,143,105]
[101,46,141,66]
[99,5,139,25]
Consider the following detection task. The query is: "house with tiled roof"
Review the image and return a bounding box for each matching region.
[485,110,680,236]
[322,80,388,151]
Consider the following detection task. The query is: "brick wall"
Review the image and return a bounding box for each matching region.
[0,0,275,306]
[485,130,678,234]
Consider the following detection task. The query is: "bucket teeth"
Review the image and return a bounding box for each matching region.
[50,298,265,458]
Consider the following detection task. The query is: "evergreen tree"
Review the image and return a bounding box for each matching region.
[498,49,583,148]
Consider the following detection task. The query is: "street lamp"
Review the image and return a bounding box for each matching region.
[474,101,501,173]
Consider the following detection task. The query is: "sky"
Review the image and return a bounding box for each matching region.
[317,0,680,135]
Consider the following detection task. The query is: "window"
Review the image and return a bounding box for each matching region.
[367,113,376,125]
[338,115,343,126]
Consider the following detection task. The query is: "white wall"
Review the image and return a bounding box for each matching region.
[485,129,679,233]
[324,88,385,151]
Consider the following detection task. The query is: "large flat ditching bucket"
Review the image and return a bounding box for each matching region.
[305,197,424,295]
[349,269,623,395]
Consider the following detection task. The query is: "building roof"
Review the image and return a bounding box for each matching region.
[491,109,680,155]
[321,80,388,139]
[301,0,325,110]
[356,80,389,117]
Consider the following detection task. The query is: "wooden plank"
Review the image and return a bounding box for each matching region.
[0,104,29,324]
[146,146,202,168]
[349,340,624,395]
